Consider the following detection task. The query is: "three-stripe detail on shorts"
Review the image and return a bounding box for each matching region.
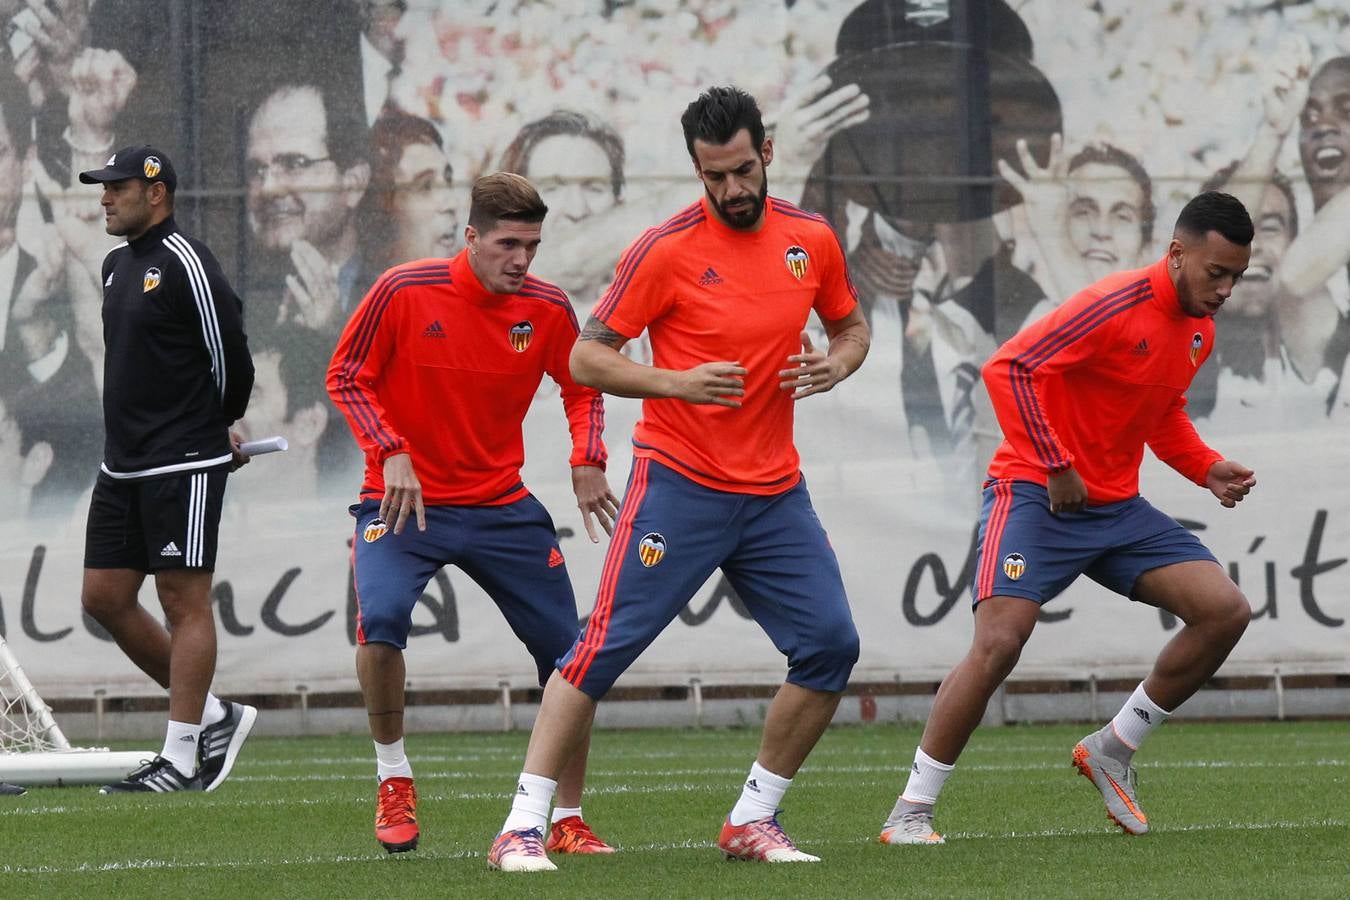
[186,472,208,567]
[976,480,1016,601]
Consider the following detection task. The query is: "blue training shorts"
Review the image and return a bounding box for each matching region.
[972,479,1217,606]
[350,494,578,685]
[557,458,859,699]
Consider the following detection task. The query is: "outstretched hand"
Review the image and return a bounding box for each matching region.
[67,48,137,145]
[1206,460,1256,508]
[768,73,870,152]
[995,134,1069,240]
[572,465,619,543]
[1262,35,1311,137]
[281,240,341,330]
[779,330,846,399]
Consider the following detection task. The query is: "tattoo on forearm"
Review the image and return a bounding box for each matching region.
[832,332,871,354]
[579,315,626,348]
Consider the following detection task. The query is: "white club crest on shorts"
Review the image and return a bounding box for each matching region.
[1002,552,1026,581]
[638,532,666,567]
[363,518,388,543]
[143,267,161,292]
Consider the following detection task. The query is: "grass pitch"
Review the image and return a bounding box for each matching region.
[2,721,1346,898]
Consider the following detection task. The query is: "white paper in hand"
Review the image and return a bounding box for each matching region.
[238,436,289,456]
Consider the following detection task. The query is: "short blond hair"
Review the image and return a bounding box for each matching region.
[468,172,548,232]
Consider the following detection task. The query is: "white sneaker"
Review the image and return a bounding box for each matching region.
[488,828,558,872]
[879,806,945,845]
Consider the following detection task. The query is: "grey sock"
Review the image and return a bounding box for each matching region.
[886,796,934,826]
[1092,724,1134,766]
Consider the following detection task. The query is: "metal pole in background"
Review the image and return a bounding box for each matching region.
[952,0,994,225]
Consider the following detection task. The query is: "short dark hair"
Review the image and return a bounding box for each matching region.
[1068,142,1156,247]
[0,66,33,160]
[1310,56,1350,93]
[1174,191,1254,246]
[368,111,447,199]
[468,172,548,232]
[679,86,765,161]
[250,80,370,172]
[1202,162,1299,238]
[499,110,626,200]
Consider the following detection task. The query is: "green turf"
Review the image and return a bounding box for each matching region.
[2,721,1346,898]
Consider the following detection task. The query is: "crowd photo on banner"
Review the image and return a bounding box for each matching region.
[0,0,1348,697]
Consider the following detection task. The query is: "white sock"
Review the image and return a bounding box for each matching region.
[901,747,955,805]
[202,692,228,727]
[728,761,791,826]
[161,720,203,777]
[551,805,582,824]
[501,772,556,834]
[1110,683,1171,752]
[374,738,413,782]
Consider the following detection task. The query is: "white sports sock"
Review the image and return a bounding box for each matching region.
[901,747,955,805]
[551,805,582,824]
[161,720,202,777]
[728,762,791,826]
[375,738,413,782]
[501,772,556,834]
[1110,683,1171,751]
[202,693,228,727]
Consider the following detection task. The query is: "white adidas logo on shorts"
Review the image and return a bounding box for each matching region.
[160,541,182,557]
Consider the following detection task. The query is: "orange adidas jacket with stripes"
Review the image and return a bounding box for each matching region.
[983,256,1223,503]
[326,251,606,506]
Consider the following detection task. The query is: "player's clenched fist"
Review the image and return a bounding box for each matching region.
[1206,460,1256,509]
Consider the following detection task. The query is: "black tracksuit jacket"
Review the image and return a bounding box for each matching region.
[99,216,253,479]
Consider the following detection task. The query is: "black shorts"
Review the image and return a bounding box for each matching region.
[84,469,228,571]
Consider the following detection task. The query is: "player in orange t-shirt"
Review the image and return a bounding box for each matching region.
[881,192,1259,846]
[487,87,871,872]
[328,174,619,857]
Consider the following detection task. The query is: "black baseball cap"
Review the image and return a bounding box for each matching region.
[79,145,178,191]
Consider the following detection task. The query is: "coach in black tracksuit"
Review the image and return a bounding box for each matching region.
[78,147,260,794]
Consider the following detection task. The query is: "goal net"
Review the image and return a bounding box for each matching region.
[0,634,151,786]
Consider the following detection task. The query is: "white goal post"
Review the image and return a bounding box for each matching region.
[0,633,151,787]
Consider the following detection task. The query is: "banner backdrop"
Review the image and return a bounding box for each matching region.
[0,1,1348,695]
[2,402,1345,696]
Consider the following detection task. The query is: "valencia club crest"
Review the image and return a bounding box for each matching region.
[638,532,666,567]
[363,517,388,543]
[510,320,533,352]
[1002,552,1026,581]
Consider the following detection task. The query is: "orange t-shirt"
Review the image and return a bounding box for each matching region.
[327,252,606,505]
[984,256,1222,503]
[593,196,857,493]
